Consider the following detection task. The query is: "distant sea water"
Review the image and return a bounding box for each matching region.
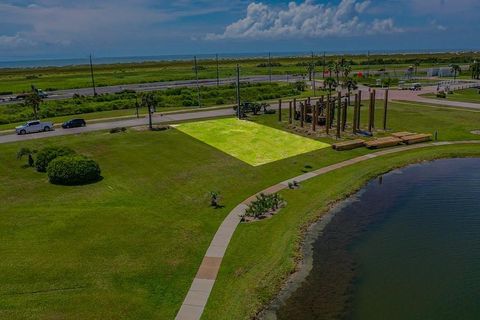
[0,49,476,69]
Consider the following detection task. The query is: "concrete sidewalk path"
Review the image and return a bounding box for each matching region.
[175,140,480,320]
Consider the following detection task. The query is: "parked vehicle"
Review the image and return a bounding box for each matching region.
[15,120,54,135]
[410,83,422,91]
[62,118,86,129]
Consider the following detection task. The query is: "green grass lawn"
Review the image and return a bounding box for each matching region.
[2,99,480,319]
[175,118,330,166]
[202,143,480,320]
[422,88,480,104]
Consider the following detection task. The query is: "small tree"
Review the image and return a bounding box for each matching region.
[333,61,342,82]
[342,77,357,105]
[470,61,480,80]
[17,147,35,167]
[293,80,307,92]
[140,92,159,130]
[24,92,42,119]
[414,60,420,77]
[324,77,337,94]
[450,64,461,82]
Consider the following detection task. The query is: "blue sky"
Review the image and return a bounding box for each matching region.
[0,0,479,60]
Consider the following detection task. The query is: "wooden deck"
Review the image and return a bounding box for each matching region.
[332,139,365,151]
[401,133,432,145]
[365,136,403,149]
[391,132,416,138]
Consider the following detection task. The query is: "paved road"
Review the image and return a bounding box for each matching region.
[0,108,235,145]
[2,81,479,145]
[0,75,303,105]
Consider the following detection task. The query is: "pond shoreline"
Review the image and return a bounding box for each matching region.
[257,157,480,320]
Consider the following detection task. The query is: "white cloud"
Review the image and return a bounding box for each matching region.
[0,34,37,48]
[206,0,402,40]
[368,18,403,34]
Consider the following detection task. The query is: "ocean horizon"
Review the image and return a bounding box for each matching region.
[1,49,477,69]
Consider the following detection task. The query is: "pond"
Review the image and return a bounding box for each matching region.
[268,158,480,320]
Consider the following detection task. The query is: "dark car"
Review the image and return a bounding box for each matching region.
[62,118,86,129]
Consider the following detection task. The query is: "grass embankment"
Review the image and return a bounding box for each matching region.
[1,52,476,94]
[1,101,480,318]
[0,82,318,130]
[422,88,480,104]
[203,144,480,319]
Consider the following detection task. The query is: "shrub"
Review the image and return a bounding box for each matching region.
[109,127,127,134]
[47,155,101,185]
[436,91,447,98]
[35,146,76,172]
[243,193,285,219]
[293,81,307,92]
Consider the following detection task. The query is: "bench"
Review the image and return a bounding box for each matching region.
[365,137,403,149]
[332,139,366,151]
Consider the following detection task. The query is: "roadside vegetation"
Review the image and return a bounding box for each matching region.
[2,100,480,318]
[0,82,313,126]
[1,52,478,94]
[423,87,480,103]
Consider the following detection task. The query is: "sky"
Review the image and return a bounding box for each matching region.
[0,0,479,60]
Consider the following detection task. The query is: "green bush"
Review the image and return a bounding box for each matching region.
[436,91,447,98]
[47,155,101,185]
[35,146,76,172]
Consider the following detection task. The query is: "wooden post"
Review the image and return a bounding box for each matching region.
[320,95,324,116]
[278,99,282,122]
[357,90,362,130]
[383,89,389,130]
[353,93,358,134]
[289,101,293,124]
[300,103,304,128]
[312,104,317,131]
[371,89,376,129]
[307,97,311,105]
[368,92,374,132]
[293,98,297,124]
[303,99,308,124]
[326,98,330,135]
[342,98,347,131]
[336,96,341,138]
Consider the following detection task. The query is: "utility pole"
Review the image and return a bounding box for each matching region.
[268,52,272,83]
[194,56,201,107]
[236,64,241,119]
[323,51,326,79]
[89,54,97,96]
[366,50,370,78]
[216,53,220,87]
[311,51,316,96]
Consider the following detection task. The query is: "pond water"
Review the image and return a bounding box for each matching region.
[273,158,480,320]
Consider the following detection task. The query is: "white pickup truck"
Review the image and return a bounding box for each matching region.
[16,120,54,135]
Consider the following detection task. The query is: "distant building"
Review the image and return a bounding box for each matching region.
[427,67,454,77]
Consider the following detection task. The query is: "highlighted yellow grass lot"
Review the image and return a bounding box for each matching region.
[176,118,330,166]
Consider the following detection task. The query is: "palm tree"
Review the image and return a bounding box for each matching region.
[342,77,357,105]
[305,63,314,81]
[333,61,342,83]
[324,77,337,94]
[470,60,480,80]
[17,147,36,167]
[414,61,420,77]
[327,61,334,78]
[343,62,352,79]
[24,92,42,119]
[450,64,461,82]
[140,92,159,130]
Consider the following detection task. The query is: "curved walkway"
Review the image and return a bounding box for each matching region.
[175,140,480,320]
